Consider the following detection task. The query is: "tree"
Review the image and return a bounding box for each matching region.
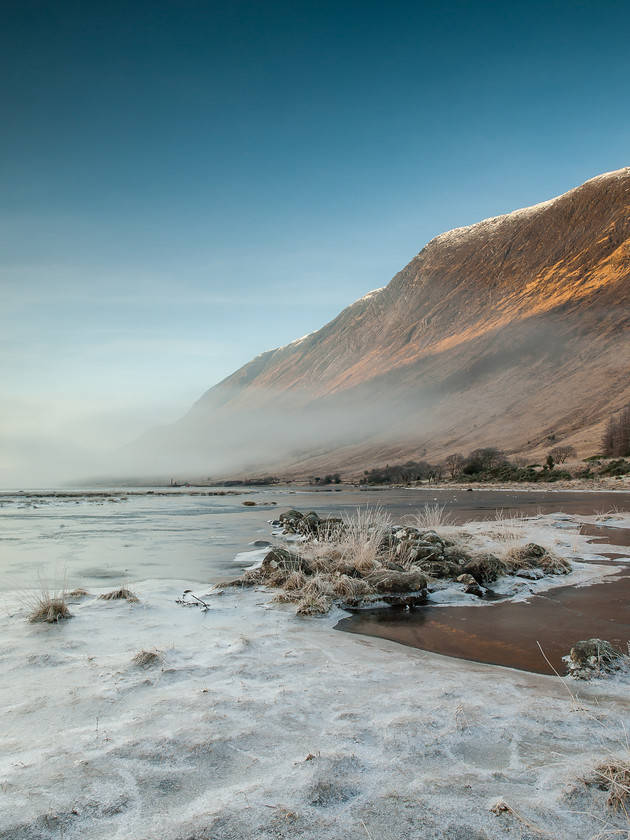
[444,453,465,478]
[602,405,630,457]
[549,445,576,464]
[466,447,507,472]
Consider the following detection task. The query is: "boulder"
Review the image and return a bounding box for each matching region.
[366,570,427,594]
[278,509,305,533]
[261,547,309,578]
[407,543,443,562]
[299,511,321,535]
[418,560,460,579]
[456,573,485,597]
[443,545,472,564]
[462,555,506,584]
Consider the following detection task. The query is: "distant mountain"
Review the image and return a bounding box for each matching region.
[134,168,630,478]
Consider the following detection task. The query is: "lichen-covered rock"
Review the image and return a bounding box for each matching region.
[422,531,444,545]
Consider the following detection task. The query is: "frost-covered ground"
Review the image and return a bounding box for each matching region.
[1,514,630,840]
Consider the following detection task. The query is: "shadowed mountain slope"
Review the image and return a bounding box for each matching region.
[136,168,630,477]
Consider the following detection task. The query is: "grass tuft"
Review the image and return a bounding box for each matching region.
[26,572,73,623]
[132,648,163,668]
[99,587,139,602]
[593,760,630,810]
[409,503,454,530]
[29,597,73,623]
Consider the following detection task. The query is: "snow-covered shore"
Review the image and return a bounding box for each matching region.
[1,511,630,839]
[1,592,629,838]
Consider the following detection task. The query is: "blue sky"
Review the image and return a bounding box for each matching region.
[1,0,629,484]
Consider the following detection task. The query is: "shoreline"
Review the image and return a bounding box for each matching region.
[2,494,630,838]
[2,581,630,839]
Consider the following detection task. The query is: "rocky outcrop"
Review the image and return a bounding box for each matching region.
[221,509,573,614]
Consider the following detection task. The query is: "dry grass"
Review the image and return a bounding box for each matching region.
[593,760,630,810]
[409,503,454,531]
[67,588,89,599]
[99,587,139,602]
[217,568,263,588]
[26,573,73,623]
[503,544,571,575]
[28,597,72,623]
[295,593,330,616]
[283,570,308,591]
[331,575,373,599]
[338,507,393,573]
[462,553,507,583]
[132,648,163,668]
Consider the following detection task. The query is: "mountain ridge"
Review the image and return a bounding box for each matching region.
[134,167,630,478]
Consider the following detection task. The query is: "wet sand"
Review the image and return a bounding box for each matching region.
[337,527,630,675]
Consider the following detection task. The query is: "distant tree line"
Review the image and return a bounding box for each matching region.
[213,476,280,487]
[308,473,342,486]
[601,405,630,457]
[359,445,582,486]
[359,461,440,485]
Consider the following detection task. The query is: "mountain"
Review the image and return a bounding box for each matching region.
[135,168,630,478]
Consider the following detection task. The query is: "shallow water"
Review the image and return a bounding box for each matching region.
[337,566,630,675]
[2,485,628,591]
[2,485,629,676]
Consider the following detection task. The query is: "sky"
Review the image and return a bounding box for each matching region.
[1,0,629,486]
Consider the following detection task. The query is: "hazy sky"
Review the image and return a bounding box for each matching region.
[1,0,629,485]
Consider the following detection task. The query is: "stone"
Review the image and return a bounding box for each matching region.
[366,570,427,594]
[261,547,308,577]
[418,560,460,579]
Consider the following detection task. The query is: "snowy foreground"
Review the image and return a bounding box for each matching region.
[2,516,630,839]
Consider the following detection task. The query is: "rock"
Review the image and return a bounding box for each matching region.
[404,543,442,562]
[299,511,321,534]
[443,545,472,563]
[394,527,420,540]
[418,560,460,579]
[567,638,626,679]
[456,573,485,597]
[366,570,427,594]
[462,555,506,584]
[278,509,304,533]
[261,547,309,578]
[336,562,361,578]
[316,517,342,538]
[516,568,545,580]
[420,531,444,545]
[523,543,546,557]
[384,561,406,572]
